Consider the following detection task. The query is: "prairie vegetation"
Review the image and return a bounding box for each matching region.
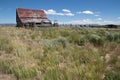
[0,27,120,80]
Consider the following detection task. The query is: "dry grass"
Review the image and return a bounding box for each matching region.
[0,27,120,80]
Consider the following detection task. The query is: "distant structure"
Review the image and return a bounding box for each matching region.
[16,8,52,27]
[53,20,59,27]
[105,24,118,28]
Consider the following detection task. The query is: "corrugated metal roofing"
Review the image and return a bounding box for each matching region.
[17,8,47,19]
[16,8,52,27]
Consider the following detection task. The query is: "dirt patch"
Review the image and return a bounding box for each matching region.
[0,72,16,80]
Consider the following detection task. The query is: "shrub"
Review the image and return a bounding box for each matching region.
[78,36,87,46]
[104,71,120,80]
[97,29,108,36]
[67,32,87,46]
[107,33,114,41]
[114,33,120,41]
[55,37,69,48]
[89,34,104,46]
[107,33,120,41]
[61,31,70,37]
[41,37,69,50]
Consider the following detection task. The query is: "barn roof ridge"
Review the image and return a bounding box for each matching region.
[16,8,44,12]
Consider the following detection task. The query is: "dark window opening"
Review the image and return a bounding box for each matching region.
[36,23,41,25]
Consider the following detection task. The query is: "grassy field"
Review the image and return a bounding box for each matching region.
[0,27,120,80]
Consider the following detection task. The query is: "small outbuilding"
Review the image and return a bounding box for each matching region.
[16,8,52,27]
[105,24,118,28]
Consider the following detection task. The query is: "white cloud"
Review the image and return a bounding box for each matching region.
[97,18,102,20]
[77,10,94,15]
[118,17,120,19]
[65,13,74,16]
[95,15,99,16]
[82,10,94,14]
[103,20,113,23]
[44,9,64,16]
[44,9,56,15]
[77,11,101,17]
[57,13,64,16]
[62,9,71,13]
[62,9,74,16]
[44,9,74,16]
[76,12,82,14]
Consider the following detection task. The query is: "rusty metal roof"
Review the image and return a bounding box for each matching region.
[16,8,47,19]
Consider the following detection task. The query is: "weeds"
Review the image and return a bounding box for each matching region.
[14,67,37,80]
[0,36,13,53]
[0,27,119,80]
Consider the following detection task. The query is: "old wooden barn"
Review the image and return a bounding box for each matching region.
[16,8,52,27]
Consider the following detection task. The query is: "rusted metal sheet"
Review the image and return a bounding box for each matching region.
[16,8,52,27]
[17,8,47,19]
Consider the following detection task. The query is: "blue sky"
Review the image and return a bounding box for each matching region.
[0,0,120,24]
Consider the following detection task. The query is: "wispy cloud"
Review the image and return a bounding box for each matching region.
[97,18,102,20]
[62,9,71,13]
[77,10,94,15]
[76,12,81,14]
[44,9,74,16]
[62,9,74,16]
[103,20,113,24]
[44,9,57,15]
[65,13,74,16]
[77,10,101,17]
[59,19,93,24]
[118,17,120,19]
[59,18,119,25]
[44,9,64,16]
[94,15,100,16]
[82,10,94,14]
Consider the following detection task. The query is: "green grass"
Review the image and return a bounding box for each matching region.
[0,27,120,80]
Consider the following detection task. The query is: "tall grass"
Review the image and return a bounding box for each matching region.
[0,27,119,80]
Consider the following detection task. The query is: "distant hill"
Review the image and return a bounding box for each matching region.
[0,23,16,27]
